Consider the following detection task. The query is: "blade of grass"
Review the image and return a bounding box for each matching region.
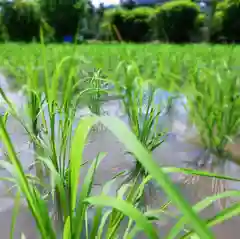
[0,116,55,238]
[162,167,240,182]
[181,201,240,239]
[10,190,21,239]
[69,116,96,213]
[168,190,240,239]
[96,209,112,239]
[73,152,106,238]
[99,116,213,239]
[70,115,213,238]
[85,195,158,239]
[63,217,70,239]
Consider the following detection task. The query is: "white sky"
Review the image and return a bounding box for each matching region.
[91,0,119,7]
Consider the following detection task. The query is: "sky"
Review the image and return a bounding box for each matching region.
[91,0,119,7]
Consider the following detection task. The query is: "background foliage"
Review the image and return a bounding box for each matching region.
[0,0,240,43]
[155,0,200,43]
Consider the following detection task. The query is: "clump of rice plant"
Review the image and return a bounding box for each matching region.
[82,69,111,133]
[0,34,105,232]
[112,61,177,210]
[183,58,240,208]
[87,71,103,116]
[0,110,219,239]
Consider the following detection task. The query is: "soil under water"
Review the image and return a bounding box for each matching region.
[1,74,240,238]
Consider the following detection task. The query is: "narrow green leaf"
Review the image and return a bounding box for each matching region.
[10,190,21,239]
[73,152,106,238]
[99,116,213,239]
[63,217,70,239]
[169,190,240,239]
[70,116,97,212]
[162,167,240,182]
[85,195,158,239]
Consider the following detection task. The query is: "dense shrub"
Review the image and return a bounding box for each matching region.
[218,0,240,42]
[156,1,200,43]
[2,2,42,42]
[0,14,9,42]
[1,0,240,43]
[210,10,224,42]
[191,13,206,42]
[102,7,156,42]
[42,3,83,42]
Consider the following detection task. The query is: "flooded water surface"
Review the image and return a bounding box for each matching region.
[1,74,240,238]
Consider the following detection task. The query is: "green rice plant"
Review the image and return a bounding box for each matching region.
[178,56,240,208]
[85,69,109,116]
[3,109,240,238]
[0,112,209,238]
[0,30,106,232]
[115,63,161,160]
[111,61,181,211]
[0,33,166,237]
[184,58,240,162]
[2,42,240,238]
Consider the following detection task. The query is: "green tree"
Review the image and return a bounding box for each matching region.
[1,1,42,42]
[103,7,156,42]
[220,0,240,42]
[156,0,200,43]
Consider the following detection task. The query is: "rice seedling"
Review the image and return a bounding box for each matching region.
[87,70,104,116]
[110,60,185,215]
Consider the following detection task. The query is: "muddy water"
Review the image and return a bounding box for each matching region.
[1,74,240,238]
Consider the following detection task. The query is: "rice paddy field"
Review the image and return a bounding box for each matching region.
[1,43,240,238]
[0,43,240,89]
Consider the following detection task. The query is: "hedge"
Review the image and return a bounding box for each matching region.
[42,3,83,42]
[220,0,240,42]
[155,1,200,43]
[2,2,42,42]
[101,7,156,42]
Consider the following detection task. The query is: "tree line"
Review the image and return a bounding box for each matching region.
[0,0,239,43]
